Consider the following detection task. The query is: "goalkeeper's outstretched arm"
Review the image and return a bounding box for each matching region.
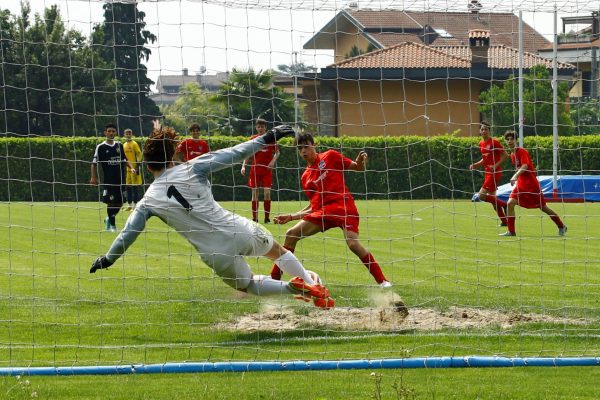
[90,207,151,273]
[190,125,295,176]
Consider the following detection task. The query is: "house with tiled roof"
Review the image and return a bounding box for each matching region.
[301,6,576,137]
[538,13,600,98]
[150,69,229,105]
[304,8,550,63]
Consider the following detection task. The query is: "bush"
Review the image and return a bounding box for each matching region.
[1,135,598,201]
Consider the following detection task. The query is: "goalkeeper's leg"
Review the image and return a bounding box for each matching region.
[265,242,314,284]
[270,220,321,280]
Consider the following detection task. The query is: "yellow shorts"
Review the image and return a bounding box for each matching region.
[126,170,143,185]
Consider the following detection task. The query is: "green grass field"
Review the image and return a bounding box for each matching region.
[1,200,599,399]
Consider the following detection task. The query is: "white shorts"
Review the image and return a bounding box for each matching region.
[199,220,274,290]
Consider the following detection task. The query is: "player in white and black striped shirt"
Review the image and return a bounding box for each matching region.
[90,123,134,232]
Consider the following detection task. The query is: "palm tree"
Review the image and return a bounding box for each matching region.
[212,68,295,135]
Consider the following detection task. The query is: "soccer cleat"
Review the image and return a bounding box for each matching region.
[471,193,481,202]
[110,225,118,233]
[264,218,271,224]
[288,276,330,299]
[558,225,568,236]
[498,222,508,227]
[499,231,516,237]
[104,217,111,231]
[313,297,335,309]
[379,281,393,289]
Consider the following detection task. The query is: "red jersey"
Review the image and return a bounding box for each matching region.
[511,147,540,192]
[176,138,209,161]
[479,138,505,173]
[301,150,355,212]
[248,134,278,167]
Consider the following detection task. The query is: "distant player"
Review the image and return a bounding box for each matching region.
[241,118,280,223]
[174,123,210,162]
[90,122,334,308]
[499,130,567,237]
[469,121,509,226]
[270,132,391,288]
[90,123,134,232]
[122,128,143,210]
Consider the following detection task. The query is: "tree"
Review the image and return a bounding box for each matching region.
[95,2,159,135]
[276,62,316,76]
[212,68,295,135]
[344,44,377,59]
[0,3,138,136]
[0,4,106,136]
[570,98,600,135]
[161,83,226,134]
[479,65,574,136]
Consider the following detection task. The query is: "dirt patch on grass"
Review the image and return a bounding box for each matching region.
[218,292,586,333]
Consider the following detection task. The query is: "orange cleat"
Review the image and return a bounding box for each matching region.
[289,276,330,299]
[313,297,335,309]
[289,277,334,309]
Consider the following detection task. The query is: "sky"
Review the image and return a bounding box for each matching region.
[3,0,595,90]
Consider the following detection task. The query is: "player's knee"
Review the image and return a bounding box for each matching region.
[285,228,301,243]
[346,240,363,254]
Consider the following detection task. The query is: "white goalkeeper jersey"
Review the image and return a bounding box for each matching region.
[105,136,273,265]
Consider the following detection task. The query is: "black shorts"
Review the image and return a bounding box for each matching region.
[102,185,124,205]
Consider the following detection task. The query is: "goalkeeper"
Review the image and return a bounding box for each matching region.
[270,132,391,288]
[90,122,334,308]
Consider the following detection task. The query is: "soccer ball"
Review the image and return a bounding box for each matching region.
[306,270,322,285]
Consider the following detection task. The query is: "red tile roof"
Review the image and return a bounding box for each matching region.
[331,42,575,70]
[347,10,549,53]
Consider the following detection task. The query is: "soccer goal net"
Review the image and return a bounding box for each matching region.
[0,0,599,375]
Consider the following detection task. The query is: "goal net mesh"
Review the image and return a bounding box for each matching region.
[0,0,598,370]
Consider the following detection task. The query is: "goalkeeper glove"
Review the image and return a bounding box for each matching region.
[262,125,296,144]
[90,256,113,273]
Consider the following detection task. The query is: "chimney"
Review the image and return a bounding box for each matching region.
[182,68,189,76]
[468,0,483,14]
[469,29,490,66]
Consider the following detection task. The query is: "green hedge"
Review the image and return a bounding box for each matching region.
[1,135,598,202]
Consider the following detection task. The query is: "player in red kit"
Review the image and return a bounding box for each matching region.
[241,119,280,223]
[174,123,210,162]
[270,132,391,288]
[499,130,567,237]
[469,121,509,226]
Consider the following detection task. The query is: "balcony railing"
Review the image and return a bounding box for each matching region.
[558,35,596,45]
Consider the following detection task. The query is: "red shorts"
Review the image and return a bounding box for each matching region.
[248,166,273,188]
[302,203,360,234]
[510,188,546,209]
[482,172,502,192]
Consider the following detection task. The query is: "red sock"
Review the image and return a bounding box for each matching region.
[264,200,271,221]
[251,200,258,221]
[485,195,507,224]
[270,246,294,280]
[506,216,516,233]
[360,253,387,284]
[550,215,564,228]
